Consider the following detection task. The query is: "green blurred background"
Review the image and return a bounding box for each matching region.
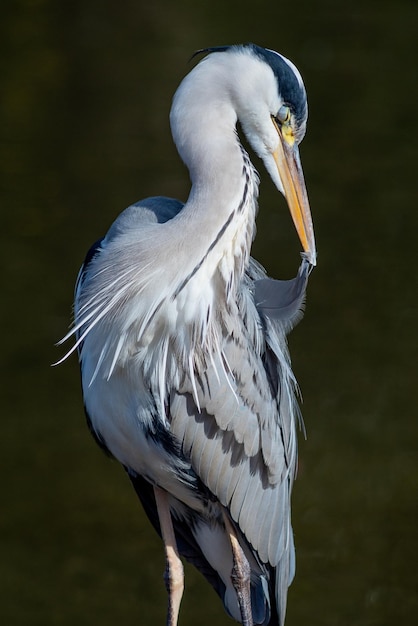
[1,1,417,624]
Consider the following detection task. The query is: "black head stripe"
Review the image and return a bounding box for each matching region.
[248,44,307,124]
[191,43,307,126]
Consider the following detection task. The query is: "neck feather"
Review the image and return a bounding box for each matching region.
[169,56,259,292]
[71,55,262,388]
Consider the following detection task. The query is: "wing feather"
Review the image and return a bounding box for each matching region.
[169,259,308,572]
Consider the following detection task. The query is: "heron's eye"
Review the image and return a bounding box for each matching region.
[276,105,291,124]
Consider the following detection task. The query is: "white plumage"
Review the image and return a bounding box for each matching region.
[59,43,316,626]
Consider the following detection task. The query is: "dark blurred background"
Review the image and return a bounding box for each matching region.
[1,1,417,624]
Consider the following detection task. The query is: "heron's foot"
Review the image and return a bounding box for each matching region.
[163,543,184,626]
[223,511,253,626]
[154,486,184,626]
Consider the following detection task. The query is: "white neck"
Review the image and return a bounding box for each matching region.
[168,54,261,294]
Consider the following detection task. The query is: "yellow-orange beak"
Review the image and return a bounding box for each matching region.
[272,118,316,265]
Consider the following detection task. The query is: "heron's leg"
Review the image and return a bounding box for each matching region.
[154,486,184,626]
[223,510,253,626]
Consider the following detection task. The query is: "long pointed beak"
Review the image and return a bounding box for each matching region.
[272,123,316,266]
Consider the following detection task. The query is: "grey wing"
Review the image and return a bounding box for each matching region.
[169,259,308,571]
[254,257,310,331]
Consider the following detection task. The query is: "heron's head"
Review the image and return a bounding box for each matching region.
[199,44,316,266]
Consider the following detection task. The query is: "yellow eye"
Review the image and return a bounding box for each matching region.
[276,105,291,124]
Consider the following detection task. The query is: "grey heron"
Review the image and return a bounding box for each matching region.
[58,43,316,626]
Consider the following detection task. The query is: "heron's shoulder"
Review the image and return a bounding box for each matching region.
[105,196,184,242]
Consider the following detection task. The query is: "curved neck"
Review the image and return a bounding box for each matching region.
[168,56,259,286]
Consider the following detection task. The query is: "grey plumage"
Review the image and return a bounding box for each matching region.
[59,43,316,626]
